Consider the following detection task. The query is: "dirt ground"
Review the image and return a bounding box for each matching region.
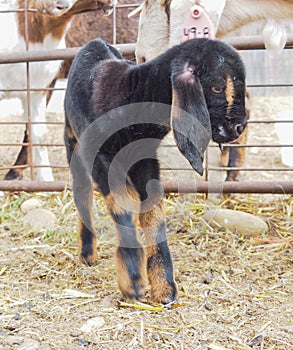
[0,190,292,350]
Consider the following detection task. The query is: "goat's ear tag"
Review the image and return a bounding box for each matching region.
[182,5,215,42]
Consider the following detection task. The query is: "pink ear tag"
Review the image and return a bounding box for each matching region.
[181,5,215,42]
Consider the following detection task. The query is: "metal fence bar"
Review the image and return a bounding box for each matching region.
[0,44,136,64]
[161,167,293,172]
[24,0,34,180]
[3,143,292,148]
[1,180,293,194]
[0,8,37,13]
[0,36,292,65]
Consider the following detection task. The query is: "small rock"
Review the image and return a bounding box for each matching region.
[23,208,57,229]
[17,338,39,350]
[152,334,160,341]
[74,338,91,347]
[203,208,268,236]
[80,316,105,333]
[20,198,43,213]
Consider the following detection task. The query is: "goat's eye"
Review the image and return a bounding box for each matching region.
[211,86,224,94]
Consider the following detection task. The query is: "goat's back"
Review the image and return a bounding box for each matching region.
[65,39,124,128]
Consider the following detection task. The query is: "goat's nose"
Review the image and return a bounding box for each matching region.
[56,0,71,10]
[235,124,245,137]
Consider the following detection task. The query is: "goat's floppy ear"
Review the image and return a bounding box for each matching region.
[171,63,212,176]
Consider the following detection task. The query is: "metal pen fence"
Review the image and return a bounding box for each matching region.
[0,1,293,194]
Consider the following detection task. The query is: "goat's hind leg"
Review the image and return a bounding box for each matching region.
[65,126,97,265]
[4,128,28,180]
[92,153,146,300]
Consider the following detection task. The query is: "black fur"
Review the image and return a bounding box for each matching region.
[64,38,247,302]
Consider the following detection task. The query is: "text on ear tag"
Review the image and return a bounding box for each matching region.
[181,5,215,42]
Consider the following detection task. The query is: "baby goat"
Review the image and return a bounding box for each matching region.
[64,38,247,303]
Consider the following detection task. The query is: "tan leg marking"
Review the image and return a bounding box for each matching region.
[140,200,177,303]
[116,249,146,300]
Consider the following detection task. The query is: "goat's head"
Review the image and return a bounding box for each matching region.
[170,39,247,175]
[38,0,114,17]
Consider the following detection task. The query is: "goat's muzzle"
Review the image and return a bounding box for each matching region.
[212,114,248,144]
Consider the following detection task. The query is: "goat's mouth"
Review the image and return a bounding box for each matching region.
[55,5,68,12]
[46,1,114,17]
[218,143,224,153]
[213,133,239,145]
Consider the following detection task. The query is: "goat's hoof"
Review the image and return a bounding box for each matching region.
[118,267,146,300]
[116,246,146,300]
[120,278,146,301]
[79,251,98,266]
[150,281,178,304]
[4,169,23,181]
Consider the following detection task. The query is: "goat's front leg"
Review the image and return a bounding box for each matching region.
[130,158,177,304]
[93,154,147,300]
[140,199,177,304]
[105,187,147,300]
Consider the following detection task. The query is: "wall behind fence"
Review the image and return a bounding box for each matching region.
[235,21,293,96]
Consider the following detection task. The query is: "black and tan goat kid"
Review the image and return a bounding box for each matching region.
[64,38,247,303]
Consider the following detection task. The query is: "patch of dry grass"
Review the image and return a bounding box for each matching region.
[0,191,292,349]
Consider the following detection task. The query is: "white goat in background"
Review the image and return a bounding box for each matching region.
[135,0,293,63]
